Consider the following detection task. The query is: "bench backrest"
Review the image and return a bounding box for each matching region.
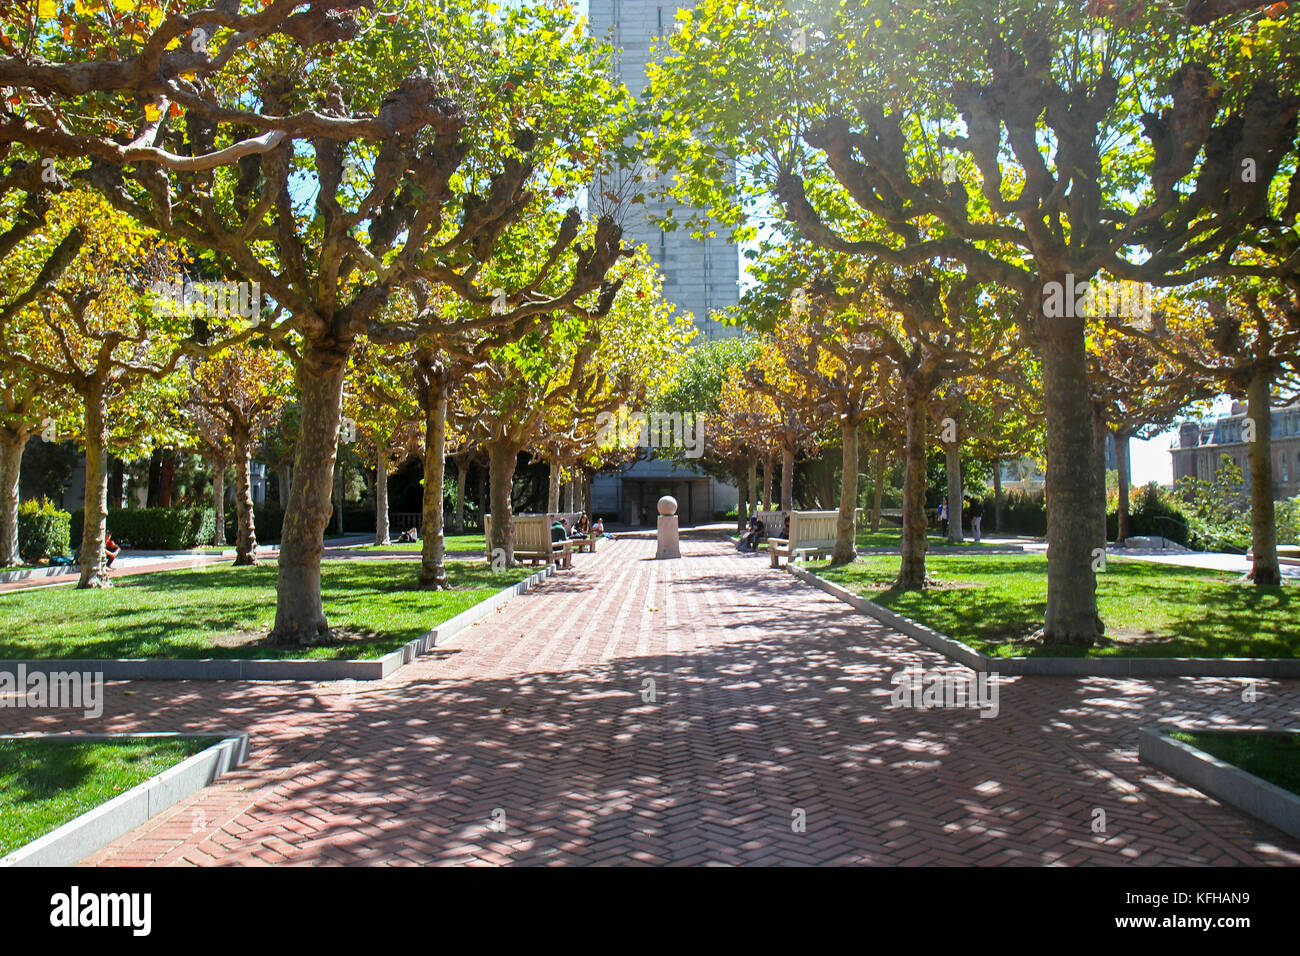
[484,512,584,556]
[753,509,840,548]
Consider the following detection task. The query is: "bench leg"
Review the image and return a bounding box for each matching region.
[770,549,780,569]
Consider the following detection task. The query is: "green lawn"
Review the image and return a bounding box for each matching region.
[0,560,530,660]
[0,737,217,856]
[812,553,1298,659]
[1171,731,1300,798]
[348,533,486,553]
[855,529,1005,549]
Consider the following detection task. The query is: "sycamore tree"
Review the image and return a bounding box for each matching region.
[343,335,421,546]
[0,191,186,586]
[187,334,294,563]
[648,0,1298,643]
[654,334,764,526]
[1128,282,1299,582]
[0,0,634,642]
[460,246,691,565]
[1086,306,1212,543]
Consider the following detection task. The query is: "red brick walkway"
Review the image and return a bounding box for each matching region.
[4,533,1297,866]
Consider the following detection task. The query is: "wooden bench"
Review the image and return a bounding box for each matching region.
[484,514,573,568]
[766,511,840,568]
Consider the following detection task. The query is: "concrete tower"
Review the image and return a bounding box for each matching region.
[585,0,742,526]
[587,0,741,340]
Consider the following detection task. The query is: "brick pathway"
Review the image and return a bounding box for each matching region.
[3,533,1297,866]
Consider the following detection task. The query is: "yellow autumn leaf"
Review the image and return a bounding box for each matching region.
[144,102,163,122]
[37,0,58,17]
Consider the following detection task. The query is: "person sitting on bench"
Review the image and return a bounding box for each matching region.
[738,515,765,551]
[571,513,589,539]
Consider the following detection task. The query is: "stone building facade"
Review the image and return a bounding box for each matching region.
[1171,401,1300,500]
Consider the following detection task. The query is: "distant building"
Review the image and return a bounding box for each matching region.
[1171,401,1300,500]
[587,0,740,525]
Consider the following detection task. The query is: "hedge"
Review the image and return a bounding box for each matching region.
[69,507,216,551]
[17,499,71,563]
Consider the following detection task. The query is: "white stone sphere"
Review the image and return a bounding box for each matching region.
[657,495,677,516]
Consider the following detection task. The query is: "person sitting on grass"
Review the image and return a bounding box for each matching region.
[592,516,614,540]
[104,531,120,569]
[396,527,419,544]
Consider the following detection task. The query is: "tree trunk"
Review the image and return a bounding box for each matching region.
[211,462,226,548]
[780,442,794,513]
[276,461,291,508]
[870,446,885,533]
[0,429,28,567]
[1114,428,1132,543]
[945,438,964,544]
[418,376,450,590]
[747,458,758,526]
[736,464,749,534]
[1246,369,1279,586]
[334,459,344,537]
[993,458,1004,533]
[1039,300,1103,645]
[108,456,124,510]
[374,447,391,546]
[233,432,258,566]
[896,378,930,589]
[1091,403,1109,554]
[269,340,350,645]
[487,441,519,565]
[548,461,561,513]
[832,417,859,565]
[763,452,774,512]
[454,456,469,534]
[77,385,110,588]
[158,449,175,508]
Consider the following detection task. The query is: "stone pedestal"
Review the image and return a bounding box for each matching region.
[655,494,680,560]
[656,515,680,560]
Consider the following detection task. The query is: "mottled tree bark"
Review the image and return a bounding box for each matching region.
[992,458,1004,533]
[276,461,291,507]
[763,452,774,512]
[453,456,469,534]
[211,461,226,548]
[548,461,561,514]
[374,446,391,547]
[77,384,110,589]
[870,446,885,534]
[487,441,518,566]
[896,379,930,590]
[0,429,29,567]
[270,341,349,645]
[944,438,964,544]
[232,431,258,566]
[736,464,749,534]
[780,442,794,513]
[418,375,450,590]
[1246,369,1279,586]
[1114,428,1132,543]
[1040,294,1103,645]
[832,417,859,565]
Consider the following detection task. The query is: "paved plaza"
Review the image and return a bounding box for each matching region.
[2,533,1296,866]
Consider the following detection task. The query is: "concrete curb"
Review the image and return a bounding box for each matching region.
[1138,727,1300,842]
[0,732,249,867]
[786,564,1300,678]
[0,564,554,682]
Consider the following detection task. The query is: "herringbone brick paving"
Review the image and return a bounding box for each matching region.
[3,532,1297,866]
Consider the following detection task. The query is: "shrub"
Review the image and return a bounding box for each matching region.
[1277,497,1300,547]
[983,489,1046,536]
[69,507,216,551]
[17,499,71,563]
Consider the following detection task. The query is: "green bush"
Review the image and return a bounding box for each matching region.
[69,507,216,551]
[983,489,1046,536]
[17,499,71,563]
[1277,497,1300,547]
